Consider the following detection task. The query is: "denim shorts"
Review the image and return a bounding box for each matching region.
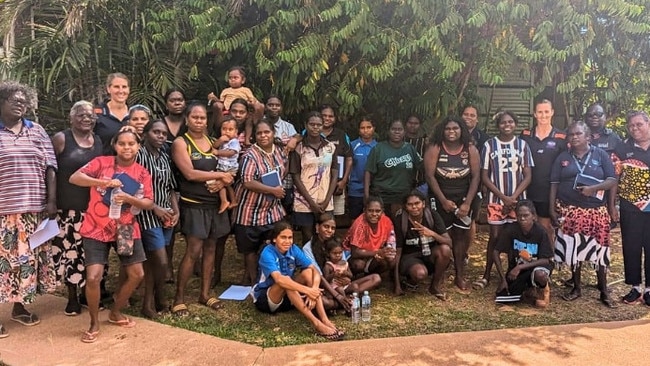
[141,227,174,251]
[83,237,146,266]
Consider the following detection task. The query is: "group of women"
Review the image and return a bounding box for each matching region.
[1,73,650,343]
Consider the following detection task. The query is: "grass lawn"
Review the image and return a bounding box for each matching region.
[111,227,650,348]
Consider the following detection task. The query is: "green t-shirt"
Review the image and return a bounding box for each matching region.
[365,141,423,204]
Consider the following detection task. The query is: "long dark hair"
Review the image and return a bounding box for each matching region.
[431,116,471,148]
[312,213,336,267]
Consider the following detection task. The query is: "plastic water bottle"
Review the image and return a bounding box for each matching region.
[109,187,124,219]
[386,230,396,250]
[351,292,360,324]
[361,291,371,321]
[130,184,144,215]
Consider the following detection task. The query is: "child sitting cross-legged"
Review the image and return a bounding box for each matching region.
[322,238,380,298]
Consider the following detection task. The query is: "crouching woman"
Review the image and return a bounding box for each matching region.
[252,221,344,341]
[493,200,553,308]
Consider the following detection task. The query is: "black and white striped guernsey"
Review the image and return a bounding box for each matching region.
[135,145,177,231]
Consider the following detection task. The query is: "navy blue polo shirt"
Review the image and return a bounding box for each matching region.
[591,128,622,153]
[520,127,567,202]
[550,146,615,208]
[94,103,130,155]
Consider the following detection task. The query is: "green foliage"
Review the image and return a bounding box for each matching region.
[2,0,650,133]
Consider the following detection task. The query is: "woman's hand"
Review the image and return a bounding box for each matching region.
[497,278,509,294]
[441,199,456,213]
[44,202,57,219]
[577,185,596,197]
[102,179,123,189]
[502,195,517,207]
[411,220,434,237]
[335,293,352,312]
[456,202,470,218]
[303,286,322,301]
[153,206,174,222]
[609,205,620,224]
[269,186,285,199]
[507,266,521,281]
[206,179,225,193]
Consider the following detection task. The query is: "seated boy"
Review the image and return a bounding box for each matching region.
[252,221,344,341]
[492,200,553,307]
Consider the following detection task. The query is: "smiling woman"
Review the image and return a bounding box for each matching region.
[0,81,58,339]
[51,100,104,317]
[94,73,131,154]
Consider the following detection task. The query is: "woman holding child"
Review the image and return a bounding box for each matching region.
[550,121,617,307]
[393,190,452,298]
[170,103,233,317]
[233,119,287,286]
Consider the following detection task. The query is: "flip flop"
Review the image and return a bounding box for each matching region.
[108,316,136,328]
[431,291,448,301]
[11,312,40,326]
[561,291,581,301]
[315,331,344,341]
[472,278,488,290]
[171,303,190,317]
[200,297,224,311]
[401,280,419,292]
[0,324,8,339]
[81,330,99,343]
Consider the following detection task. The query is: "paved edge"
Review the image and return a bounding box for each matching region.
[2,295,649,366]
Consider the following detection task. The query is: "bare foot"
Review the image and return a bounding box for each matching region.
[455,278,469,291]
[218,200,230,214]
[228,202,238,210]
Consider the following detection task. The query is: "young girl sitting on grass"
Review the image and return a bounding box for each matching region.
[323,238,380,297]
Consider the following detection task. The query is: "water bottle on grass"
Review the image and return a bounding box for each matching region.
[351,292,360,324]
[361,291,371,321]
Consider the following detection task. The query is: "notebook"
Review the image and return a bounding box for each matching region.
[102,173,141,206]
[261,170,281,187]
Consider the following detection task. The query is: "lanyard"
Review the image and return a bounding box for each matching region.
[571,147,592,175]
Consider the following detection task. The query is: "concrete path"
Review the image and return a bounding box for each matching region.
[1,295,648,365]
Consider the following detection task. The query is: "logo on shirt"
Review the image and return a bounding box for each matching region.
[385,154,413,168]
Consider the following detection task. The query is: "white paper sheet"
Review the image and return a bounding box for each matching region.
[29,218,60,249]
[218,285,252,301]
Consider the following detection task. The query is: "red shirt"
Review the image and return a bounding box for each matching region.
[79,156,153,242]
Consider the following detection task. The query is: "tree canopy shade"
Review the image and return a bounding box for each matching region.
[1,0,650,134]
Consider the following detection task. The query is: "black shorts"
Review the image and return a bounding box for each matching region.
[234,224,275,254]
[292,211,334,227]
[254,288,293,314]
[435,193,480,230]
[83,237,146,266]
[180,205,230,240]
[399,252,434,276]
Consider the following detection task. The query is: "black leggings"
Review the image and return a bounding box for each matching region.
[620,209,650,286]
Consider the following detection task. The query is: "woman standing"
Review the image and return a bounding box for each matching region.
[170,103,233,316]
[233,120,287,286]
[290,112,338,244]
[365,119,423,218]
[136,120,179,318]
[319,105,352,217]
[94,73,131,155]
[550,121,617,307]
[51,100,103,316]
[520,99,567,242]
[348,117,377,219]
[161,88,186,282]
[425,117,480,291]
[0,81,58,338]
[70,129,154,343]
[474,111,533,290]
[162,88,187,147]
[612,111,650,306]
